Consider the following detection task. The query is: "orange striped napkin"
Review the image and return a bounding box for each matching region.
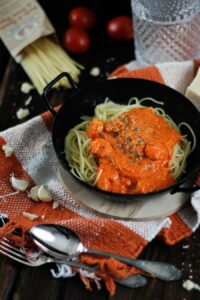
[0,60,199,295]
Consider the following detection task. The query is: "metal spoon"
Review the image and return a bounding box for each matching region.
[31,235,147,288]
[29,223,182,281]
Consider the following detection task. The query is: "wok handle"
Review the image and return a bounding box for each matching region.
[170,185,200,194]
[42,72,79,116]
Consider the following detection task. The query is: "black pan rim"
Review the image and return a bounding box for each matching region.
[56,77,200,112]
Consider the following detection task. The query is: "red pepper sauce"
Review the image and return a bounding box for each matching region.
[86,107,182,194]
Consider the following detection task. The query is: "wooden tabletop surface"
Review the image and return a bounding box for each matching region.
[0,1,199,299]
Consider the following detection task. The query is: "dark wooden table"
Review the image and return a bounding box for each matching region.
[0,1,200,299]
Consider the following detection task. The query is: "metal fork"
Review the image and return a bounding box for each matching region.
[0,237,147,288]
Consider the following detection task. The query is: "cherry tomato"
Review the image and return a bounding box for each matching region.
[107,16,133,41]
[68,7,96,30]
[63,27,90,54]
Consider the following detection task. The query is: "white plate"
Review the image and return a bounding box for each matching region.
[58,165,189,221]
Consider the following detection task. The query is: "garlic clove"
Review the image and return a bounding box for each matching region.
[28,186,40,201]
[38,185,52,202]
[2,144,14,157]
[22,212,38,220]
[11,176,29,191]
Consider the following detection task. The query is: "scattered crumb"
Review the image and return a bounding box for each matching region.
[183,279,200,291]
[20,82,34,94]
[52,201,59,209]
[2,144,14,157]
[24,95,32,106]
[16,108,30,119]
[90,67,100,77]
[182,245,189,249]
[22,212,38,220]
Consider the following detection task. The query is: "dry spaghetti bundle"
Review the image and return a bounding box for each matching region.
[20,37,83,94]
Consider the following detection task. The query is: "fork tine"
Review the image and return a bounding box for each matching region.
[1,239,25,255]
[0,242,27,260]
[0,248,32,266]
[0,238,44,267]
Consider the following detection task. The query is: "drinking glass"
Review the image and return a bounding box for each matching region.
[131,0,200,65]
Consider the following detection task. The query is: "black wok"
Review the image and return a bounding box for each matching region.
[43,72,200,201]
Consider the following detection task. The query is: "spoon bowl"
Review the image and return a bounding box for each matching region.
[30,224,85,258]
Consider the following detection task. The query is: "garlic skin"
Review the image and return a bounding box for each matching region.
[28,186,40,201]
[22,212,38,220]
[2,144,14,157]
[38,185,52,202]
[11,176,29,191]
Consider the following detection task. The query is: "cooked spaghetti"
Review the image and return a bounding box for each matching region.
[65,98,195,194]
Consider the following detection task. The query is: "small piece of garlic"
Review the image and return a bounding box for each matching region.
[90,67,100,77]
[22,212,38,220]
[11,176,29,191]
[28,186,40,201]
[2,144,14,157]
[52,201,59,209]
[20,82,34,94]
[16,108,30,120]
[38,185,52,202]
